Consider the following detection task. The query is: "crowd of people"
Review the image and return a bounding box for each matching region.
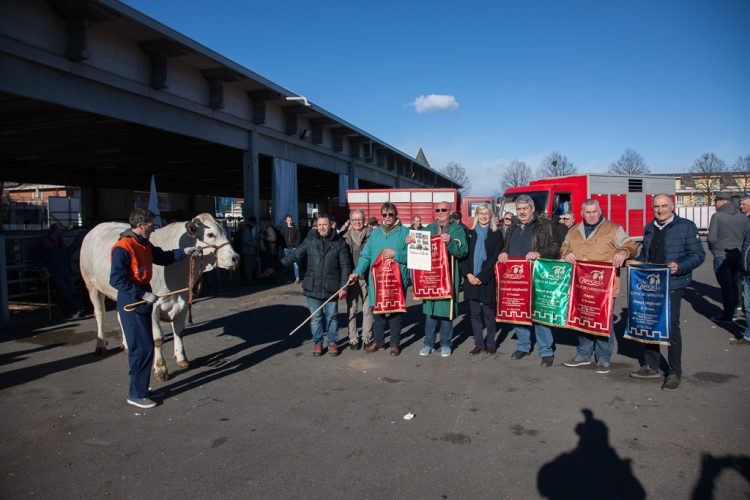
[229,191,750,393]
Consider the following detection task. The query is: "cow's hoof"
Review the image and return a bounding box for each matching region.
[177,360,189,369]
[94,347,107,356]
[153,370,169,382]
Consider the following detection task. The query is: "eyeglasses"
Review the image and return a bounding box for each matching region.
[504,218,512,222]
[381,212,396,217]
[560,217,572,221]
[435,208,449,213]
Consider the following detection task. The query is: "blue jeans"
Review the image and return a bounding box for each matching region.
[515,323,554,357]
[576,319,615,364]
[283,248,299,280]
[743,276,750,340]
[306,297,338,345]
[424,315,453,348]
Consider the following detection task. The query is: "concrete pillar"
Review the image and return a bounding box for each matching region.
[242,131,260,219]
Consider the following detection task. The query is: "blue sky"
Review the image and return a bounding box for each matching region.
[123,0,750,195]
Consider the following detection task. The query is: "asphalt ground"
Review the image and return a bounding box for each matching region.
[1,245,748,499]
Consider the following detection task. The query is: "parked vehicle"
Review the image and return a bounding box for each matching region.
[501,174,675,239]
[676,205,715,234]
[345,188,458,227]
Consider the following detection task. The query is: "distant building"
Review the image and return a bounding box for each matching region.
[670,171,750,206]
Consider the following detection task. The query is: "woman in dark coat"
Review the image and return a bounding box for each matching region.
[460,203,504,354]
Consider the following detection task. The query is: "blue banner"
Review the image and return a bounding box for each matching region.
[625,264,671,346]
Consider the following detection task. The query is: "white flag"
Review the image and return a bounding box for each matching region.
[148,175,163,228]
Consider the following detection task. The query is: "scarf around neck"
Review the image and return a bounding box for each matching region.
[473,224,489,275]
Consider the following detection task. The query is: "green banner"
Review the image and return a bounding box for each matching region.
[532,259,573,327]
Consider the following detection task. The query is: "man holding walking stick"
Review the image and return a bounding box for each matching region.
[110,208,196,409]
[266,214,352,356]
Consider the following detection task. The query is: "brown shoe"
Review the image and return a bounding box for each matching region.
[487,346,497,354]
[364,343,385,353]
[312,343,323,356]
[328,342,340,356]
[469,346,482,356]
[390,344,400,356]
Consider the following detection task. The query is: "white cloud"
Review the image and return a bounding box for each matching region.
[411,94,459,113]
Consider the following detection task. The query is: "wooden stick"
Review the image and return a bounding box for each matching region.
[288,282,351,337]
[46,276,52,321]
[123,287,190,312]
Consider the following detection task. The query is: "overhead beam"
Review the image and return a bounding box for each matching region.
[247,89,281,125]
[201,68,246,110]
[139,39,193,90]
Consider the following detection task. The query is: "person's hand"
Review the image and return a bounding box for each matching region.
[564,253,576,264]
[612,250,629,268]
[526,251,541,261]
[381,248,395,259]
[467,273,481,285]
[339,290,347,300]
[262,268,275,278]
[440,233,451,243]
[668,262,679,275]
[405,234,415,245]
[184,246,198,256]
[348,273,359,283]
[142,292,158,304]
[498,252,509,263]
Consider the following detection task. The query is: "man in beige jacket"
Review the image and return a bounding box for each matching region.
[560,199,638,374]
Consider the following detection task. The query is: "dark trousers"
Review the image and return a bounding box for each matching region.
[373,312,403,346]
[468,300,497,348]
[643,289,684,377]
[119,304,154,399]
[49,272,81,314]
[713,251,741,318]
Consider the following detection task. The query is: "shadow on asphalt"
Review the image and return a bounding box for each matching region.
[0,349,108,391]
[690,453,750,500]
[537,408,646,499]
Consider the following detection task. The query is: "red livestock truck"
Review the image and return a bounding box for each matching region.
[500,174,675,239]
[345,188,459,227]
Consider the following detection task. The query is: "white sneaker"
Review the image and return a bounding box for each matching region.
[440,346,451,357]
[419,346,433,356]
[127,397,157,409]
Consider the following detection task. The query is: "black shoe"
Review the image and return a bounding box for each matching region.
[540,356,554,367]
[350,341,361,351]
[710,315,733,323]
[630,366,661,379]
[662,374,680,391]
[511,350,529,360]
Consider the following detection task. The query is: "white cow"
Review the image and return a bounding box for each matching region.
[80,213,239,381]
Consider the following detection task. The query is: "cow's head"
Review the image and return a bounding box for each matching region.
[186,213,240,270]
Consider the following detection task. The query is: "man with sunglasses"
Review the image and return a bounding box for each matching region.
[348,203,411,355]
[415,201,468,357]
[557,212,576,240]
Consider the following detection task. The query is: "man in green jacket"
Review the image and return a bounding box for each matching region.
[348,202,411,356]
[415,201,468,357]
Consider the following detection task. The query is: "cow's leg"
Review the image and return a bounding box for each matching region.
[116,311,128,352]
[172,305,189,369]
[89,288,108,355]
[152,306,169,382]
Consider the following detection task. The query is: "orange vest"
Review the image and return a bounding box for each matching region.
[111,237,153,285]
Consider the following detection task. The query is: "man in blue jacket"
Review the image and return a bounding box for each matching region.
[110,208,195,409]
[629,194,705,391]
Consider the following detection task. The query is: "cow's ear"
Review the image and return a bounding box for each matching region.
[186,218,200,238]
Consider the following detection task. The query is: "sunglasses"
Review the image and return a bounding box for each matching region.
[504,218,512,222]
[381,212,396,217]
[435,208,449,213]
[560,217,572,221]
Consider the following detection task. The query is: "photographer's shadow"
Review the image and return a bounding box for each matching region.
[537,409,646,500]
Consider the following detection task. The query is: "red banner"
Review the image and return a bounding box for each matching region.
[371,255,406,314]
[495,259,532,325]
[566,261,616,336]
[412,236,452,300]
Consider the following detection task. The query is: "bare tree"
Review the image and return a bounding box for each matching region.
[440,161,471,195]
[690,153,726,206]
[502,159,532,189]
[535,151,576,179]
[608,149,650,175]
[733,154,750,193]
